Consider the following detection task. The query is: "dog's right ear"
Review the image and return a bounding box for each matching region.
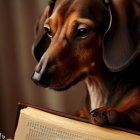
[32,0,56,62]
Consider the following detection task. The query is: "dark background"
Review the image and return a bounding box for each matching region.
[0,0,86,138]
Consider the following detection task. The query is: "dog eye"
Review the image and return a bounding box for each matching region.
[44,27,52,38]
[77,28,90,38]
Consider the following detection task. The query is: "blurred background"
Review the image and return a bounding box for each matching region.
[0,0,87,138]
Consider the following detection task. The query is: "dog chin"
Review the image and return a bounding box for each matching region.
[50,84,72,91]
[50,73,87,91]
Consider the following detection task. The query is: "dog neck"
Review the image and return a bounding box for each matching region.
[85,77,110,111]
[85,55,140,111]
[85,63,116,111]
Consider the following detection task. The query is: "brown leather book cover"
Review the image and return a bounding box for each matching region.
[12,102,140,139]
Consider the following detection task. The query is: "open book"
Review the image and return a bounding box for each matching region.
[13,103,140,140]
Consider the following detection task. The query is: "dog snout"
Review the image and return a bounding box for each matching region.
[31,71,52,87]
[31,60,52,88]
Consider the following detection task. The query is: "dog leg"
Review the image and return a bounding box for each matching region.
[75,87,90,118]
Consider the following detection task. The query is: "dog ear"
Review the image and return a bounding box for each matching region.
[32,0,56,62]
[103,0,140,72]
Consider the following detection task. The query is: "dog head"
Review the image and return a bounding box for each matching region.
[31,0,140,91]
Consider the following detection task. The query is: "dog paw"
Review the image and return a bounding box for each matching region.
[75,110,84,117]
[89,107,120,126]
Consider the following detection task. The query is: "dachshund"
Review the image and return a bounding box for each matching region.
[31,0,140,131]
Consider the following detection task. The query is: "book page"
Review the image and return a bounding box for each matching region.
[14,107,140,140]
[14,114,99,140]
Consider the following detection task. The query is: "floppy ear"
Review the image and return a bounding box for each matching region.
[103,0,140,72]
[32,0,56,62]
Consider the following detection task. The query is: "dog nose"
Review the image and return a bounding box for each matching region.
[31,71,52,87]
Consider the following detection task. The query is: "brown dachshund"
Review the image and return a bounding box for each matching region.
[31,0,140,131]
